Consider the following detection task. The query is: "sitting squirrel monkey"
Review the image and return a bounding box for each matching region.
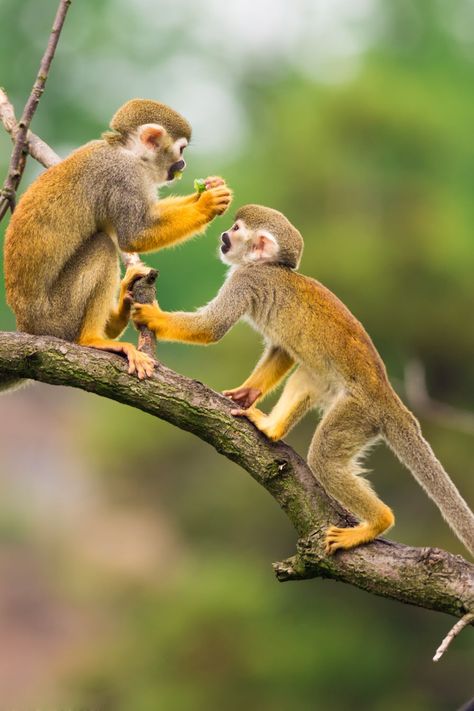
[2,98,232,389]
[133,204,474,557]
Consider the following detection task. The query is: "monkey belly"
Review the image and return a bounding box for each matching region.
[16,232,120,343]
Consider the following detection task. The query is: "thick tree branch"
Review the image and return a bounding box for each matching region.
[0,331,473,628]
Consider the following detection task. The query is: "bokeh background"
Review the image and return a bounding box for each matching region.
[1,1,473,709]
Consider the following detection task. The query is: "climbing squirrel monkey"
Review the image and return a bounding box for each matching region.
[2,98,232,389]
[133,204,474,557]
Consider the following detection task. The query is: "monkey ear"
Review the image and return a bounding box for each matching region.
[139,124,166,149]
[249,230,279,262]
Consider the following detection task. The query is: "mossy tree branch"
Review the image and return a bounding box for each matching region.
[0,331,473,629]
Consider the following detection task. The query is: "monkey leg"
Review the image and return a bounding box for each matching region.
[235,367,317,441]
[307,396,394,554]
[79,277,154,380]
[65,235,154,379]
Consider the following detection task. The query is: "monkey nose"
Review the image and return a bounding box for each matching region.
[221,232,231,253]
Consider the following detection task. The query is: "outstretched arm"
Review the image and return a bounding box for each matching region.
[118,177,232,254]
[132,271,250,345]
[224,345,295,409]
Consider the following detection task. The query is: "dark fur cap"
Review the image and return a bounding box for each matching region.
[235,204,304,269]
[109,99,192,141]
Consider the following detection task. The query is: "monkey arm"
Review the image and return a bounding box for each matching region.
[120,185,232,254]
[132,272,250,345]
[135,307,225,344]
[223,345,295,409]
[157,193,200,208]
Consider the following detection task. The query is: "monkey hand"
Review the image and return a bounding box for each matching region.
[223,385,262,410]
[197,179,233,219]
[132,302,162,335]
[203,176,225,190]
[120,264,155,310]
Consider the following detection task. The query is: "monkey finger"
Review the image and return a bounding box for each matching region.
[123,264,153,288]
[204,176,225,188]
[209,187,232,198]
[230,408,248,417]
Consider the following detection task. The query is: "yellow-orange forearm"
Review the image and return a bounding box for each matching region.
[125,198,210,253]
[241,347,294,397]
[134,304,217,344]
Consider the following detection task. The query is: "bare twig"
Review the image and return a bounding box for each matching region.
[433,612,474,662]
[0,0,72,221]
[0,88,61,168]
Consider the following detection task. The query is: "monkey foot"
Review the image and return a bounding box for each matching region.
[80,337,155,380]
[124,346,155,379]
[231,407,283,441]
[324,523,379,555]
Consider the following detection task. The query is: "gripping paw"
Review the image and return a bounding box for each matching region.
[121,343,155,380]
[223,385,262,410]
[203,175,225,189]
[198,181,233,218]
[132,303,160,331]
[122,264,153,293]
[325,524,374,555]
[231,407,282,441]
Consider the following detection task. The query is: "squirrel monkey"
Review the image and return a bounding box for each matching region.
[133,204,474,557]
[2,98,232,390]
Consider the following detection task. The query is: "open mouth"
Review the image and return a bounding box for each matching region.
[167,159,185,181]
[221,233,231,254]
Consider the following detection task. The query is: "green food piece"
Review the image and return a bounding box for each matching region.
[194,178,207,193]
[174,171,183,180]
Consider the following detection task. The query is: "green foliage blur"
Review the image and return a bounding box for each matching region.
[0,1,473,709]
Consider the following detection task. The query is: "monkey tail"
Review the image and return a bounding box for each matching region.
[382,395,474,558]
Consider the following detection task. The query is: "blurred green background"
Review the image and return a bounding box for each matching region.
[0,0,473,709]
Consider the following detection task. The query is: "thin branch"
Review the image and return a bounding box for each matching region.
[433,612,474,662]
[0,88,61,168]
[0,331,473,629]
[0,0,72,221]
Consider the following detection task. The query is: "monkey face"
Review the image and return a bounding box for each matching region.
[219,219,279,267]
[132,125,188,185]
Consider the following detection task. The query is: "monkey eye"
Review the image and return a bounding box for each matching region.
[179,145,185,155]
[233,224,239,231]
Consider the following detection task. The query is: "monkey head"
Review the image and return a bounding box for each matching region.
[104,98,192,185]
[220,204,304,269]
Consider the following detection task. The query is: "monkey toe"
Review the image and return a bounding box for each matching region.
[126,349,155,380]
[324,524,377,555]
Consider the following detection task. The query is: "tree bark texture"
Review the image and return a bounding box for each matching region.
[0,331,472,622]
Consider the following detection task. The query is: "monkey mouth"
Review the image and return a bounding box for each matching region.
[167,159,185,181]
[221,233,231,254]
